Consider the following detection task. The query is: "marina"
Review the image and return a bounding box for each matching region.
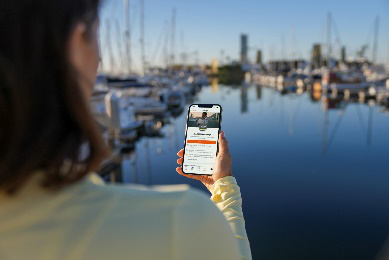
[92,1,389,258]
[92,71,389,258]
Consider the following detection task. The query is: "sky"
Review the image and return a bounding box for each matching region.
[99,0,389,73]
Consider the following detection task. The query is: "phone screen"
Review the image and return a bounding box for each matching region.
[182,104,222,175]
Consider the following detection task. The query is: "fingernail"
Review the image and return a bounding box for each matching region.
[221,131,225,138]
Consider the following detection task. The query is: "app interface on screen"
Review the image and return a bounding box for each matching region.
[183,105,221,175]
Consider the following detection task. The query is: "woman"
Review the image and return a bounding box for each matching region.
[196,112,209,131]
[0,0,251,259]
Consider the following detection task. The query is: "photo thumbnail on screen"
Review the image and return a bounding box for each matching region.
[187,111,221,131]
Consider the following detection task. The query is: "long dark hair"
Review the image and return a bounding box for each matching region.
[0,0,108,193]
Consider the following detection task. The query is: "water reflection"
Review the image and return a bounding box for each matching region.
[102,84,389,259]
[256,85,262,100]
[211,77,218,93]
[241,85,248,113]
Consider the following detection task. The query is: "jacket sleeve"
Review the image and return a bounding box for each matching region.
[173,188,241,260]
[210,177,252,260]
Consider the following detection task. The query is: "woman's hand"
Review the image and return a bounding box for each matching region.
[176,131,233,191]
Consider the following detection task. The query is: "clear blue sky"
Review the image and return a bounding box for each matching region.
[99,0,389,72]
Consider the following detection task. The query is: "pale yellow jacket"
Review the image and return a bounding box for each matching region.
[0,174,251,260]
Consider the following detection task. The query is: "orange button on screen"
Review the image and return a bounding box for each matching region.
[187,140,216,144]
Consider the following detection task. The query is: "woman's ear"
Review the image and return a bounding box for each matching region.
[67,20,100,98]
[68,23,88,72]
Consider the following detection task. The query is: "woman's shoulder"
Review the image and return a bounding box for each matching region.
[80,174,215,213]
[73,175,240,259]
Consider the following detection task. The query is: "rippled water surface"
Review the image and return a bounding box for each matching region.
[115,84,389,259]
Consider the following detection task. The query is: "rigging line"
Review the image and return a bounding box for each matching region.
[139,0,146,74]
[127,3,139,74]
[331,18,342,45]
[163,21,170,67]
[327,108,346,149]
[151,24,166,65]
[105,20,116,73]
[114,19,124,71]
[365,22,374,47]
[130,3,138,33]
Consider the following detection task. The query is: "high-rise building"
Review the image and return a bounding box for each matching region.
[341,46,346,62]
[312,44,322,68]
[211,58,218,74]
[256,50,262,64]
[240,34,248,65]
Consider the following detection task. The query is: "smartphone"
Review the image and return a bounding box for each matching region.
[182,104,222,175]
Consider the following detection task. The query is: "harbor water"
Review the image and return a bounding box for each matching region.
[107,84,389,259]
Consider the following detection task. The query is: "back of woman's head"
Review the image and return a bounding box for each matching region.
[0,0,108,193]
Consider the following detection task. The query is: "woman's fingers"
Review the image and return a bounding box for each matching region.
[176,167,185,176]
[176,158,183,165]
[218,131,230,156]
[177,149,184,158]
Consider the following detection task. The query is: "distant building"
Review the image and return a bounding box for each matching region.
[256,50,262,64]
[269,59,305,72]
[341,46,346,62]
[312,44,322,68]
[240,34,248,65]
[211,58,218,74]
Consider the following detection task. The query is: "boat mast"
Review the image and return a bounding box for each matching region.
[387,40,389,65]
[291,29,296,61]
[114,19,125,74]
[327,12,331,69]
[372,16,379,65]
[163,20,169,69]
[170,8,176,69]
[139,0,146,75]
[124,0,132,74]
[180,30,187,67]
[320,22,325,68]
[281,33,285,61]
[105,20,116,74]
